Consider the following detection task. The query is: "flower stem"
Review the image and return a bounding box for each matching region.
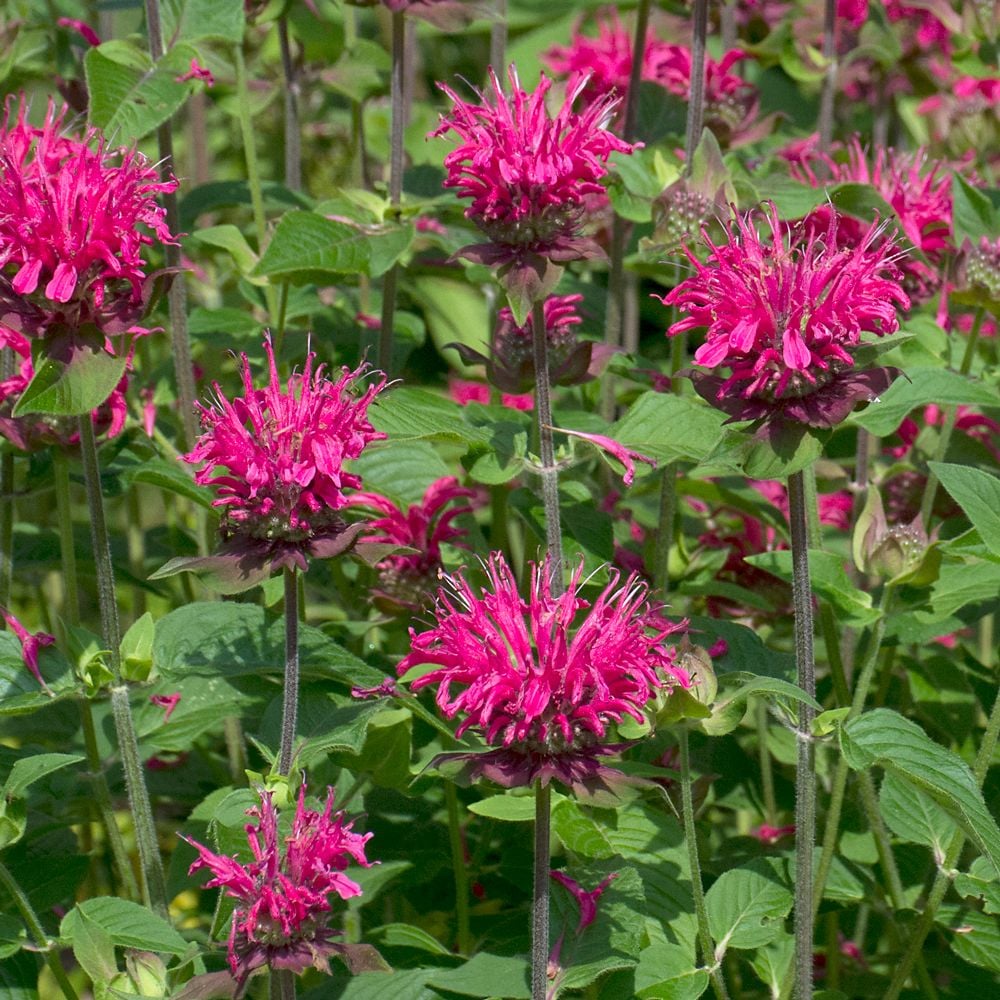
[270,969,296,1000]
[532,300,563,588]
[144,0,198,450]
[0,861,80,1000]
[919,306,984,526]
[679,729,729,1000]
[278,567,300,778]
[52,450,80,626]
[489,0,507,73]
[818,0,837,155]
[0,349,14,606]
[278,15,302,192]
[531,778,552,1000]
[378,10,407,372]
[653,463,677,598]
[787,469,815,1000]
[78,415,168,916]
[445,782,473,955]
[755,700,777,825]
[884,679,1000,999]
[234,42,279,327]
[684,0,708,167]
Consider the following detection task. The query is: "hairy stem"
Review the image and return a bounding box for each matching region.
[278,567,300,777]
[680,729,730,1000]
[531,779,552,1000]
[787,470,815,1000]
[446,783,473,955]
[653,463,677,598]
[818,0,837,154]
[532,300,563,586]
[78,415,167,915]
[489,0,507,74]
[270,969,296,1000]
[684,0,708,167]
[51,449,80,626]
[0,349,14,605]
[278,16,302,191]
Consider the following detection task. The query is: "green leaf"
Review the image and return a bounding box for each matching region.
[749,936,794,997]
[188,225,259,275]
[120,613,155,683]
[159,0,245,43]
[930,463,1000,559]
[371,923,451,957]
[684,616,796,682]
[938,905,1000,973]
[13,343,129,418]
[610,392,726,465]
[293,698,387,766]
[116,454,213,509]
[371,388,488,448]
[0,915,26,962]
[426,953,531,999]
[60,898,189,956]
[367,222,415,278]
[467,793,539,822]
[829,182,897,225]
[409,277,490,376]
[952,174,999,246]
[635,942,709,999]
[697,423,825,480]
[332,969,436,1000]
[69,907,118,985]
[878,770,958,858]
[253,211,370,279]
[955,858,1000,914]
[705,862,793,955]
[350,440,451,507]
[852,368,1000,436]
[85,41,202,144]
[327,707,413,790]
[0,951,39,999]
[4,753,84,799]
[841,709,1000,874]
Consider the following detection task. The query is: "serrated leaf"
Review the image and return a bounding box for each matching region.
[13,343,129,418]
[253,211,370,279]
[635,941,709,999]
[611,392,726,465]
[159,0,245,43]
[879,770,958,857]
[188,225,259,275]
[938,905,1000,973]
[69,907,118,985]
[704,863,793,955]
[841,709,1000,874]
[371,388,488,448]
[60,898,188,956]
[851,368,1000,436]
[4,753,84,798]
[930,463,1000,559]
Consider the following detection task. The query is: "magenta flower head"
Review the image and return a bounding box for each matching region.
[0,97,177,344]
[432,66,638,301]
[343,476,483,611]
[185,786,374,998]
[179,338,386,585]
[661,202,909,429]
[397,553,690,801]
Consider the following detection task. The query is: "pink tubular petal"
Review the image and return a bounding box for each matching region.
[555,427,656,486]
[44,261,78,303]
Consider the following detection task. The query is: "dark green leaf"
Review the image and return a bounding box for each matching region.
[253,211,370,279]
[704,863,793,954]
[938,905,1000,973]
[952,174,999,246]
[0,951,39,999]
[4,754,84,799]
[371,388,488,448]
[13,343,128,418]
[427,953,531,998]
[930,463,1000,559]
[611,392,726,465]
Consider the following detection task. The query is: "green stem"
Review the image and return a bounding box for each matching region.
[278,567,300,777]
[532,300,563,587]
[223,716,248,784]
[489,484,510,557]
[684,0,708,167]
[270,969,295,1000]
[787,470,815,1000]
[378,10,407,372]
[531,780,552,1000]
[679,730,730,1000]
[234,42,279,326]
[125,487,147,619]
[52,449,80,626]
[445,783,473,955]
[884,680,1000,999]
[0,346,13,606]
[653,463,677,597]
[78,415,167,916]
[919,307,985,526]
[489,0,507,73]
[277,16,302,192]
[0,861,80,1000]
[755,700,777,825]
[818,0,837,155]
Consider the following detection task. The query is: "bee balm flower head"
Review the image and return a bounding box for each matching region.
[662,203,909,428]
[185,787,373,998]
[183,338,386,579]
[397,553,690,800]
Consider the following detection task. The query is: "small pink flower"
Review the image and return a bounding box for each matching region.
[447,377,534,411]
[1,606,55,692]
[150,692,181,723]
[57,17,101,46]
[432,66,638,269]
[551,870,618,933]
[344,476,483,610]
[662,202,908,428]
[0,97,177,342]
[185,786,373,998]
[351,678,399,699]
[175,58,214,87]
[554,427,656,487]
[752,823,796,845]
[183,337,387,573]
[397,553,689,796]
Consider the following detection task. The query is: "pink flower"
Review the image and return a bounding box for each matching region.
[447,377,534,411]
[0,97,177,341]
[183,338,386,573]
[884,0,950,55]
[397,553,689,797]
[175,58,214,87]
[344,476,483,610]
[752,823,796,845]
[836,0,868,29]
[661,202,909,427]
[550,870,618,933]
[57,17,101,46]
[432,66,638,268]
[0,326,128,451]
[554,427,656,487]
[150,692,181,723]
[1,606,55,692]
[185,786,373,997]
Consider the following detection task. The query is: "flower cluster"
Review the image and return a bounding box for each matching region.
[345,476,482,611]
[0,97,177,341]
[183,338,386,573]
[662,203,909,427]
[397,553,689,796]
[432,66,637,270]
[185,787,373,997]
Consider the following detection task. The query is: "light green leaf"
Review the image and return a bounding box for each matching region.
[427,953,530,999]
[611,392,726,465]
[879,770,958,858]
[705,863,793,955]
[188,225,259,275]
[467,794,539,823]
[371,388,488,448]
[159,0,245,43]
[371,923,451,957]
[68,907,118,985]
[938,905,1000,973]
[930,463,1000,559]
[841,709,1000,874]
[635,942,709,999]
[60,898,188,956]
[252,211,370,279]
[13,343,129,419]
